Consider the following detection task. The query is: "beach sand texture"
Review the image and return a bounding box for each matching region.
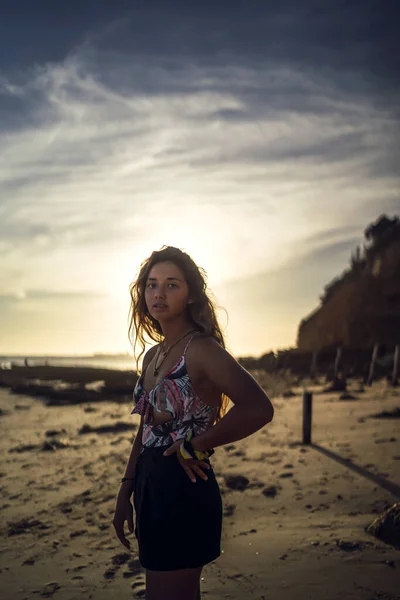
[1,375,399,600]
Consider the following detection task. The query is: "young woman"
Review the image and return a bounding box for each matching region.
[113,246,274,600]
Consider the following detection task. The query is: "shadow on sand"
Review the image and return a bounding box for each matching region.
[311,443,400,499]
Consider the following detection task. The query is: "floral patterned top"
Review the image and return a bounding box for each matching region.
[131,334,217,453]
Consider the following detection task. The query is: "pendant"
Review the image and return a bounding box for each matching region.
[154,368,158,377]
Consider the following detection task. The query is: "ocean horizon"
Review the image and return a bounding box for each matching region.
[0,354,135,372]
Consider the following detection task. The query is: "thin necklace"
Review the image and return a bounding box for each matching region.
[153,329,197,377]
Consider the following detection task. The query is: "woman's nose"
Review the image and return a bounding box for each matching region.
[155,287,166,299]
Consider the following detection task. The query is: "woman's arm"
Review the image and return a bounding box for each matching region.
[191,337,274,452]
[119,346,157,495]
[119,413,144,494]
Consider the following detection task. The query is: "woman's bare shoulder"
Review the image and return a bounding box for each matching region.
[190,333,273,417]
[191,333,223,349]
[142,344,159,369]
[189,334,226,363]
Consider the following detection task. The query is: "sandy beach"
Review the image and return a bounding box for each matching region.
[1,372,399,600]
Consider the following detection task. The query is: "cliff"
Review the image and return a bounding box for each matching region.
[297,214,400,351]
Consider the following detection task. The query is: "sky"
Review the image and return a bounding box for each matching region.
[0,0,399,357]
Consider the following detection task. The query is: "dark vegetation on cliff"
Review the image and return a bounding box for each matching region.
[240,214,400,379]
[319,214,400,306]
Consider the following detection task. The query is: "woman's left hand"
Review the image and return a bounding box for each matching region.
[163,440,210,483]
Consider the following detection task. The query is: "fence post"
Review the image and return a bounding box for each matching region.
[302,391,313,445]
[310,350,318,379]
[367,344,379,386]
[334,347,342,379]
[392,345,399,387]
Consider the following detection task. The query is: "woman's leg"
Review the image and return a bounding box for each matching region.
[146,566,203,600]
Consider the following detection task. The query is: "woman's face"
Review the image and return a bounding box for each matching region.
[145,261,192,321]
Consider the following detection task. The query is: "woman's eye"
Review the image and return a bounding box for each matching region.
[146,282,177,289]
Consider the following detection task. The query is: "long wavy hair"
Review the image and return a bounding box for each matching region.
[128,246,229,423]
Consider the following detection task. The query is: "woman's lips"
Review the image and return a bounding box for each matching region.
[152,304,168,311]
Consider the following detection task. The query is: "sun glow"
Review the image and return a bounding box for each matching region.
[107,226,226,303]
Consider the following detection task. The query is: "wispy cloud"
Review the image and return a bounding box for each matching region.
[0,2,399,353]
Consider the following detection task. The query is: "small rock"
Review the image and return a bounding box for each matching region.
[336,540,362,551]
[262,486,278,498]
[224,475,249,491]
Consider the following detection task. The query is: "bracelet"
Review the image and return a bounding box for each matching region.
[179,431,214,461]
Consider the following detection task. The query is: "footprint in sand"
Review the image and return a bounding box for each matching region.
[232,450,246,457]
[131,576,146,598]
[70,529,88,538]
[104,567,117,579]
[223,503,236,516]
[112,552,131,567]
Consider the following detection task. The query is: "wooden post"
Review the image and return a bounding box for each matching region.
[334,347,342,379]
[302,391,313,445]
[310,350,318,379]
[367,344,379,386]
[392,345,399,386]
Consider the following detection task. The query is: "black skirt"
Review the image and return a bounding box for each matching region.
[133,445,223,571]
